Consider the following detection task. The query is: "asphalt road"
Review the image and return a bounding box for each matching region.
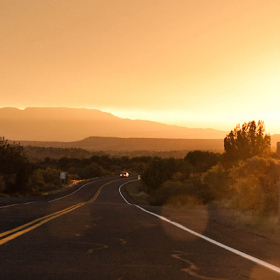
[0,176,280,280]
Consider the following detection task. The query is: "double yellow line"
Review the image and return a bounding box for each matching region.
[0,180,116,246]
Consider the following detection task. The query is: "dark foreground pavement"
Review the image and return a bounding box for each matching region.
[0,176,280,279]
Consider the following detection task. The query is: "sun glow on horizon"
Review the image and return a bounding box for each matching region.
[1,1,280,135]
[99,108,279,135]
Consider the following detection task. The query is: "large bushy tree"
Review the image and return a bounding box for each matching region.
[224,121,271,162]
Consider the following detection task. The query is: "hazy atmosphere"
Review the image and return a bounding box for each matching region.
[1,1,280,133]
[2,2,280,278]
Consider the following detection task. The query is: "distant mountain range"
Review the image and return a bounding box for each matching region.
[14,135,280,153]
[0,107,228,141]
[1,108,279,151]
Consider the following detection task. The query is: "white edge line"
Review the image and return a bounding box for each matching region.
[0,178,103,208]
[119,180,280,274]
[0,203,21,209]
[48,180,100,202]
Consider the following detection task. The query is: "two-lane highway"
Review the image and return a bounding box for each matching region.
[0,176,280,279]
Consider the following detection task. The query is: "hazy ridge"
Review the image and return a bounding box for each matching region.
[0,107,227,141]
[1,107,279,152]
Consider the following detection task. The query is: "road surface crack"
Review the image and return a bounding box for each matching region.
[172,251,225,280]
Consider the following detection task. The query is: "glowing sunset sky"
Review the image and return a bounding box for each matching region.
[1,1,280,134]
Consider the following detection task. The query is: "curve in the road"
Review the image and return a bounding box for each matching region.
[0,179,118,246]
[0,178,104,209]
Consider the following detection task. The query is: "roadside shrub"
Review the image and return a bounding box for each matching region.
[41,168,63,188]
[201,163,231,200]
[149,180,183,205]
[68,173,80,180]
[27,169,46,194]
[27,168,70,193]
[229,156,280,213]
[142,157,178,193]
[149,176,212,206]
[43,183,60,192]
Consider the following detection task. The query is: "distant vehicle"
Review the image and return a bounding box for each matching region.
[120,172,129,177]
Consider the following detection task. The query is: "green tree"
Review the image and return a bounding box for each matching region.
[224,121,271,162]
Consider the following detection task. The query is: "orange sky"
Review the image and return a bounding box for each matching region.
[1,1,280,134]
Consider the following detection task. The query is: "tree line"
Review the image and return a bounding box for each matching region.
[1,120,279,215]
[0,137,154,196]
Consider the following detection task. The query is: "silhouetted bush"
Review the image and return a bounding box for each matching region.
[0,138,32,194]
[142,157,178,193]
[184,150,221,173]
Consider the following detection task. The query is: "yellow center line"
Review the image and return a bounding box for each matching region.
[0,179,120,246]
[0,202,84,239]
[87,179,119,203]
[0,203,84,246]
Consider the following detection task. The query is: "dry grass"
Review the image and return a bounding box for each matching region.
[164,195,206,210]
[233,211,280,235]
[125,180,150,205]
[40,180,85,196]
[208,199,280,235]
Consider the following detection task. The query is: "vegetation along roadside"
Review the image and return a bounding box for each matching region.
[1,120,280,237]
[124,121,280,237]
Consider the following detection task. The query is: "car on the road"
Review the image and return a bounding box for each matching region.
[120,172,129,177]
